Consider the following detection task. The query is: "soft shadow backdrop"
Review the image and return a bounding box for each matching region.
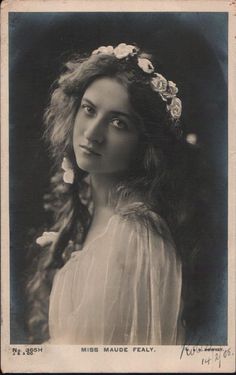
[9,12,227,344]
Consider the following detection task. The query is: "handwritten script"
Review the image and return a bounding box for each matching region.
[180,345,234,368]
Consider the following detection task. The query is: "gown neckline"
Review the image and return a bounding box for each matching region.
[70,214,116,257]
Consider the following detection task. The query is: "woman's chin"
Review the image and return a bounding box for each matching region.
[75,155,130,175]
[76,155,99,173]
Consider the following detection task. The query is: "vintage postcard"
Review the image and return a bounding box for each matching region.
[1,0,235,373]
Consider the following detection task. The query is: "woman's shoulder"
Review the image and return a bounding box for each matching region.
[114,201,172,241]
[111,201,179,269]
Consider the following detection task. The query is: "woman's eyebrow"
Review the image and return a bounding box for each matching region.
[82,97,133,120]
[110,110,133,120]
[81,97,96,107]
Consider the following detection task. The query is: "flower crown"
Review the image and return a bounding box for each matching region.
[92,43,182,121]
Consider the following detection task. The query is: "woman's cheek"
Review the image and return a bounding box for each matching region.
[73,117,84,143]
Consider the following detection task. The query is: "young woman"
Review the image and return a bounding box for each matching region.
[26,43,213,345]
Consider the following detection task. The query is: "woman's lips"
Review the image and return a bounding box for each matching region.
[79,145,101,156]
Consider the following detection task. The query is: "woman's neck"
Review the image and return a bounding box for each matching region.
[89,172,142,216]
[90,173,119,210]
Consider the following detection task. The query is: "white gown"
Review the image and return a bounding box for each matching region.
[48,202,184,345]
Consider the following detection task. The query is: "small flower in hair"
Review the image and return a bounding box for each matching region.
[61,157,74,184]
[161,81,179,101]
[36,231,58,247]
[167,97,182,119]
[137,57,154,74]
[92,45,114,55]
[113,43,138,59]
[186,133,198,145]
[151,73,168,93]
[90,42,183,123]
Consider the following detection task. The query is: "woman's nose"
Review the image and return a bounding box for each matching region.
[83,117,105,143]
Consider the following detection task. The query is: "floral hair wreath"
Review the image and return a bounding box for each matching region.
[92,43,182,122]
[58,44,197,187]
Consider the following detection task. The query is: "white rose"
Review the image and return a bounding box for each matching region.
[168,81,178,95]
[61,156,72,171]
[167,97,182,119]
[114,43,138,59]
[92,45,114,55]
[137,58,154,74]
[63,169,74,184]
[151,73,167,93]
[186,133,197,145]
[36,231,58,247]
[162,80,179,100]
[61,157,74,184]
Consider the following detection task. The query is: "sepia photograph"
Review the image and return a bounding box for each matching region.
[1,0,235,373]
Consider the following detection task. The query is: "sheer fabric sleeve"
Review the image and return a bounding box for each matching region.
[49,209,183,345]
[96,212,183,345]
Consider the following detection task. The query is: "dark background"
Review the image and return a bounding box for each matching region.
[9,12,228,344]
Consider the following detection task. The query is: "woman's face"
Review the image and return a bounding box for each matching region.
[73,77,140,175]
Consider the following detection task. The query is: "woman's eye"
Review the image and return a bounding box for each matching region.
[81,104,95,116]
[110,118,127,130]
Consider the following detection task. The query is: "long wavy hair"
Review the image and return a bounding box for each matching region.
[26,47,221,344]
